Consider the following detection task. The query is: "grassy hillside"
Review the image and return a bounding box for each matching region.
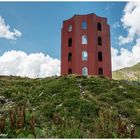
[0,75,140,138]
[113,62,140,82]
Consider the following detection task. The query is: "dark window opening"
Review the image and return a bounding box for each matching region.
[68,52,72,62]
[98,51,103,61]
[68,68,72,74]
[99,68,103,75]
[98,36,102,45]
[68,38,72,47]
[97,22,102,31]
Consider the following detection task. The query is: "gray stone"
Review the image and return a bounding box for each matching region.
[0,96,6,104]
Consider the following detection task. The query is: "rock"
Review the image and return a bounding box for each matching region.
[52,94,56,97]
[0,96,6,104]
[118,85,125,89]
[123,91,128,94]
[0,97,15,115]
[39,92,44,97]
[56,103,63,108]
[32,108,36,111]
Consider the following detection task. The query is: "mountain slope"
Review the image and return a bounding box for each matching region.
[0,75,140,138]
[113,63,140,81]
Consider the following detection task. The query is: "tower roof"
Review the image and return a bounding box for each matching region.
[63,13,107,23]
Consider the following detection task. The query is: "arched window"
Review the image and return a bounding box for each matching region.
[82,21,87,29]
[82,35,87,44]
[82,67,88,76]
[68,38,72,47]
[68,52,72,62]
[68,68,72,74]
[98,36,102,45]
[82,51,88,61]
[99,68,103,75]
[68,25,72,32]
[98,51,103,61]
[97,22,102,31]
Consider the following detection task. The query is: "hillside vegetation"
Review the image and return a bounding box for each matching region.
[113,62,140,82]
[0,75,140,138]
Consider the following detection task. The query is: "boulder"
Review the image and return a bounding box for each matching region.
[0,96,6,104]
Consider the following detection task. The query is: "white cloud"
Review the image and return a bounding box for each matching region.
[112,2,140,71]
[112,22,120,29]
[119,2,140,45]
[0,50,60,78]
[112,38,140,71]
[118,35,133,45]
[0,16,22,40]
[105,3,114,11]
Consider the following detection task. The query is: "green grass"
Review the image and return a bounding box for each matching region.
[113,62,140,82]
[0,75,140,138]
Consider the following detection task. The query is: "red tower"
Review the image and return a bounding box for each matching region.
[61,13,112,79]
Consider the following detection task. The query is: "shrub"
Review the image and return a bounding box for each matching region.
[0,105,38,138]
[93,109,136,138]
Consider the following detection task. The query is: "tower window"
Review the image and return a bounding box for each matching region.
[82,67,88,76]
[68,25,72,32]
[82,21,87,29]
[98,51,103,61]
[98,36,102,45]
[98,68,103,75]
[82,35,87,44]
[68,68,72,74]
[68,38,72,47]
[68,52,72,62]
[82,51,88,61]
[97,22,102,31]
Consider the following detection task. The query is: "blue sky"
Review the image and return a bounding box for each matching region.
[0,2,126,59]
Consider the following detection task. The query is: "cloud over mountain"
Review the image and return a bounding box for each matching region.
[112,38,140,71]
